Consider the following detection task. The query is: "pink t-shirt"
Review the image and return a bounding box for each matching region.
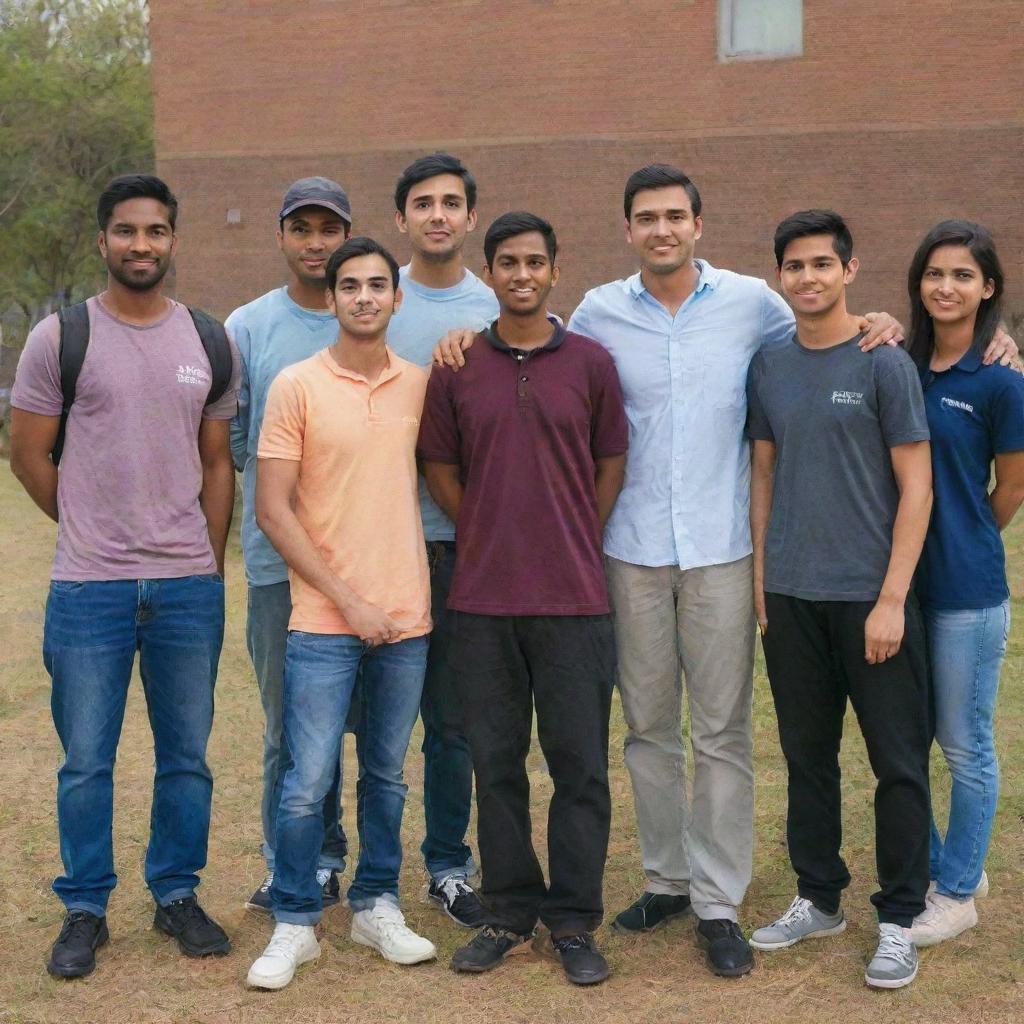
[12,296,240,581]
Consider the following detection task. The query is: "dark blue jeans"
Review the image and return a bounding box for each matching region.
[272,632,427,925]
[420,542,476,880]
[43,575,225,916]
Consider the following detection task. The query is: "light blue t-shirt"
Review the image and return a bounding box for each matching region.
[568,261,795,570]
[227,287,339,586]
[388,265,498,541]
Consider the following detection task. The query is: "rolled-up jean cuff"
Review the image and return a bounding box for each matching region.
[154,886,196,908]
[273,909,322,926]
[348,892,399,914]
[64,899,108,918]
[430,857,478,883]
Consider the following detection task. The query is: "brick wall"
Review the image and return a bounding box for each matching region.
[150,0,1023,323]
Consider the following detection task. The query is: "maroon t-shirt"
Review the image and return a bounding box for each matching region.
[417,324,628,615]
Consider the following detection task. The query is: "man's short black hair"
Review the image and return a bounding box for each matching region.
[325,236,400,291]
[97,174,178,231]
[394,153,477,214]
[483,212,557,269]
[774,209,854,267]
[623,164,702,220]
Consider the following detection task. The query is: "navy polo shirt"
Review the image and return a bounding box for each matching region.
[916,347,1024,610]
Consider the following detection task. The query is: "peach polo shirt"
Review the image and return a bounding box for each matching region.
[258,346,431,638]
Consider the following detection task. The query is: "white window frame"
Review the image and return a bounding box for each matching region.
[718,0,803,62]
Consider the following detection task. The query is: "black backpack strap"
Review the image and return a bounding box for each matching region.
[52,301,91,465]
[188,307,233,407]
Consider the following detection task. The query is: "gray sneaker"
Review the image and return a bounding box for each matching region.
[750,895,846,950]
[865,923,918,989]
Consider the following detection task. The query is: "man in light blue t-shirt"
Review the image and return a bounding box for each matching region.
[388,154,497,928]
[228,177,353,914]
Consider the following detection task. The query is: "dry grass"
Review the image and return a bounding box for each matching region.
[0,463,1021,1024]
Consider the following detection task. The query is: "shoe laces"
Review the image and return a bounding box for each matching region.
[165,896,210,926]
[438,876,473,903]
[553,933,591,953]
[479,925,527,945]
[875,925,915,968]
[59,910,99,942]
[367,901,414,940]
[265,923,312,957]
[776,896,814,927]
[316,868,332,887]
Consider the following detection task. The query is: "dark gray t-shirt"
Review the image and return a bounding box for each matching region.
[746,335,929,601]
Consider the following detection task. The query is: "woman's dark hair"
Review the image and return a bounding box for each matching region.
[325,236,400,291]
[906,220,1004,367]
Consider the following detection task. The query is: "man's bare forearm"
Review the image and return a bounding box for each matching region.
[199,454,235,574]
[749,441,776,587]
[878,443,932,606]
[422,462,464,523]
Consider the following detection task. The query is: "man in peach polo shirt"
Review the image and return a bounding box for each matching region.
[246,237,434,990]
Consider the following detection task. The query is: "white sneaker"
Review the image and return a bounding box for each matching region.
[246,922,320,990]
[351,901,436,965]
[865,923,918,989]
[910,892,978,948]
[927,870,988,899]
[750,895,846,950]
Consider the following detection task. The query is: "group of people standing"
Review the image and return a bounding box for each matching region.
[8,154,1020,995]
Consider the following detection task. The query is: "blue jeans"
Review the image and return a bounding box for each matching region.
[43,576,224,916]
[246,581,347,873]
[925,601,1009,899]
[420,542,476,881]
[271,632,428,925]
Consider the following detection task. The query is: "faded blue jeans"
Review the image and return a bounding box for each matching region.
[925,601,1009,899]
[271,632,427,925]
[44,575,224,916]
[246,581,347,873]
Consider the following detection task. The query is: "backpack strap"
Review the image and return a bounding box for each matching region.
[188,307,233,407]
[52,301,91,465]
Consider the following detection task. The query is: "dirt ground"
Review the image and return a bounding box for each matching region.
[0,465,1021,1024]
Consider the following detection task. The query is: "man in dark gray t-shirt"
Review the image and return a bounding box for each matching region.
[746,211,933,991]
[747,337,930,599]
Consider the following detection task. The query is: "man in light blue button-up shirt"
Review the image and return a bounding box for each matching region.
[568,165,901,976]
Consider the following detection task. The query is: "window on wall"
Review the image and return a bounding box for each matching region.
[719,0,803,61]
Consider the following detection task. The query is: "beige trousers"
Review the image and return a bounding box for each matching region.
[607,554,755,922]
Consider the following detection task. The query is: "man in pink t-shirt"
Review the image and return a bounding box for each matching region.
[10,175,238,979]
[246,237,434,991]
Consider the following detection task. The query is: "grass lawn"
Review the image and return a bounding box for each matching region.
[0,463,1020,1023]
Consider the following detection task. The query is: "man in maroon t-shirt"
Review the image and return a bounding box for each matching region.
[418,212,628,985]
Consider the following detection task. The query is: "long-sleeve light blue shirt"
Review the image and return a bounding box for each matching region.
[568,261,794,570]
[227,288,339,587]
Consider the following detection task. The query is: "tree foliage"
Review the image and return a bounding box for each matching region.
[0,0,153,325]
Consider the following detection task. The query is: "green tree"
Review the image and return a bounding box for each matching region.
[0,0,153,329]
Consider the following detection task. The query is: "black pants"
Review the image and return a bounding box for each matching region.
[761,594,931,926]
[450,612,615,936]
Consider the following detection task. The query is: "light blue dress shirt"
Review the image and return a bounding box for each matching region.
[387,265,498,541]
[568,260,794,570]
[228,288,339,587]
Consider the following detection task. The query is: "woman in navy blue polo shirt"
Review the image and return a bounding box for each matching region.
[906,221,1024,947]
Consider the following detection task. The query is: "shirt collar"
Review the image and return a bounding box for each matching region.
[952,347,984,373]
[485,316,566,354]
[628,258,719,300]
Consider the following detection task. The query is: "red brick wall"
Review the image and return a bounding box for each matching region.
[150,1,1023,323]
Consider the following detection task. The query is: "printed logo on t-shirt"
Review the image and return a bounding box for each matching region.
[831,390,863,406]
[940,396,975,414]
[176,364,210,386]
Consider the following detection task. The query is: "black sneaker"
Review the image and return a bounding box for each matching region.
[695,917,754,977]
[244,873,273,913]
[154,896,231,957]
[428,875,486,928]
[537,931,610,985]
[47,910,109,978]
[451,925,534,973]
[613,891,692,933]
[318,868,341,908]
